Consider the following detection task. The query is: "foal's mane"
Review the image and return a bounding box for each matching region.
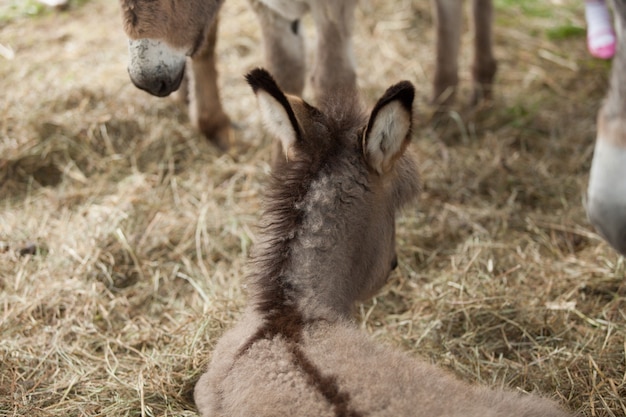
[246,86,368,322]
[239,89,368,417]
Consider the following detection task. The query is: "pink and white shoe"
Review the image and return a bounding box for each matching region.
[585,0,616,59]
[587,28,617,59]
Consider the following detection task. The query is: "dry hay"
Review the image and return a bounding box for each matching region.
[1,0,624,416]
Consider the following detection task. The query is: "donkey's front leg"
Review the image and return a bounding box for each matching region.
[471,0,497,104]
[310,0,358,103]
[188,18,232,150]
[432,0,463,105]
[248,0,306,95]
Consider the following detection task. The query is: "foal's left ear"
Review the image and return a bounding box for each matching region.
[246,68,301,160]
[363,81,415,175]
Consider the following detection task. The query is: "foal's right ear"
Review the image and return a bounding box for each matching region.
[363,81,415,175]
[246,68,301,160]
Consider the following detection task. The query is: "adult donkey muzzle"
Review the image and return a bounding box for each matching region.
[127,39,186,97]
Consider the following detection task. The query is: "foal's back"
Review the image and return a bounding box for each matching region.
[197,319,573,417]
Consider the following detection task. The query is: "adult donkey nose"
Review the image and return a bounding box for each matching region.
[128,67,185,97]
[127,38,186,97]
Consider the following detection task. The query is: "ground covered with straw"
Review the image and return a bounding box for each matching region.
[1,0,624,416]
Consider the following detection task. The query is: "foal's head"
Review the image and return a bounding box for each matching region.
[246,69,420,315]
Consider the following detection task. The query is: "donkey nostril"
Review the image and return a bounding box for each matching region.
[391,257,398,271]
[157,81,169,96]
[291,19,300,35]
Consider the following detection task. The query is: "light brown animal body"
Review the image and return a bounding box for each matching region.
[117,0,496,147]
[193,68,574,417]
[587,0,626,255]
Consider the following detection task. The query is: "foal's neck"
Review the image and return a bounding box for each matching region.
[247,163,358,324]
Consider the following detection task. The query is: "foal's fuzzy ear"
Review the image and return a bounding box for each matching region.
[363,81,415,174]
[246,68,301,160]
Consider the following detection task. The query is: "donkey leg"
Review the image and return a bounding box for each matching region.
[310,0,358,103]
[248,0,306,95]
[471,0,497,104]
[188,18,232,150]
[432,0,463,105]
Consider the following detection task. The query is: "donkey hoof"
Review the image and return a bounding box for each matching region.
[431,86,457,108]
[198,118,234,151]
[470,85,494,107]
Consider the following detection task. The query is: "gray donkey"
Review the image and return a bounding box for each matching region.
[193,68,574,417]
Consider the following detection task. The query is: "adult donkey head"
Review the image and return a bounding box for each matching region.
[119,0,223,96]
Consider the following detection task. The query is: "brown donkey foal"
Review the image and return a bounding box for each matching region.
[193,68,574,417]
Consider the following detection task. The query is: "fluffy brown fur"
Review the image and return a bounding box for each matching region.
[119,0,222,50]
[192,69,575,417]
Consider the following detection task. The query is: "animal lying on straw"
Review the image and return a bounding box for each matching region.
[193,68,574,417]
[117,0,496,148]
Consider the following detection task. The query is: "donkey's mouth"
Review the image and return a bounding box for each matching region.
[130,64,185,97]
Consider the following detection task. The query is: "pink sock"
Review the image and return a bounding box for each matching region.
[585,0,616,59]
